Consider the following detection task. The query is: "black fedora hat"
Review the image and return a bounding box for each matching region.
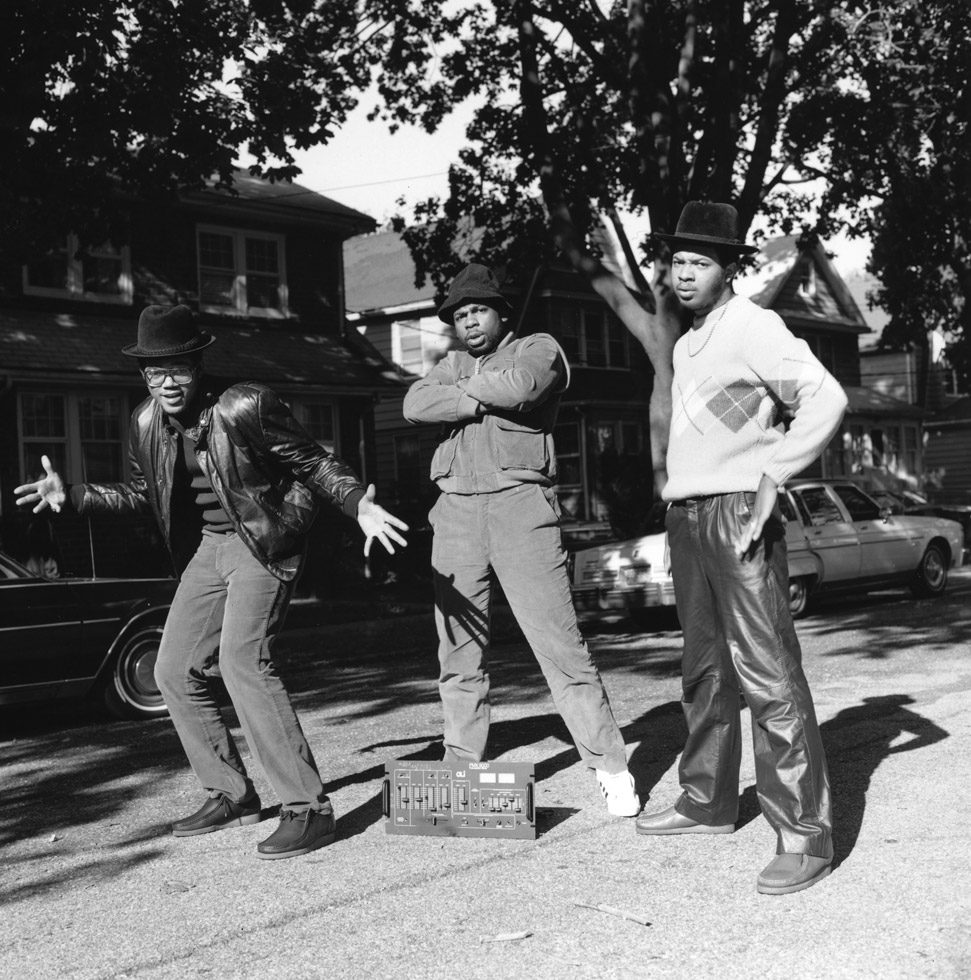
[122,305,216,358]
[438,263,513,324]
[653,201,757,255]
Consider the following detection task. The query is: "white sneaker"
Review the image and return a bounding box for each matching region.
[596,768,640,817]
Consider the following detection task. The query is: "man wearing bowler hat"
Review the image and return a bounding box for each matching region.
[631,202,847,894]
[402,264,639,817]
[16,304,408,859]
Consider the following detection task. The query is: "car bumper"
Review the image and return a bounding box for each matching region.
[573,581,678,612]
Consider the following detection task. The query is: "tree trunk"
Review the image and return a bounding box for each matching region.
[514,0,682,494]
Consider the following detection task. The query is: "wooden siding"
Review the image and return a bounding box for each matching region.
[924,423,971,500]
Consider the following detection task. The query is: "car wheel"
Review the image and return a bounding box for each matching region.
[910,542,948,598]
[101,624,168,720]
[789,577,810,619]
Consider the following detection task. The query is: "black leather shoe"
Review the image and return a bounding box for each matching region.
[256,803,336,860]
[757,853,832,895]
[171,791,262,837]
[635,804,734,836]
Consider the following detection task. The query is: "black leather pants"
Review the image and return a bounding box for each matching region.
[666,493,833,859]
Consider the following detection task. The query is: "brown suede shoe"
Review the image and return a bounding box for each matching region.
[757,853,833,895]
[635,804,734,836]
[256,804,336,860]
[171,791,262,837]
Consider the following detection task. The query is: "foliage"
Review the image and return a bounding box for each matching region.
[799,0,970,387]
[0,0,451,263]
[385,1,853,296]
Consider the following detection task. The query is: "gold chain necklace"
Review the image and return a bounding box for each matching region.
[687,300,730,357]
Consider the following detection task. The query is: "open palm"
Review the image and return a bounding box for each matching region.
[14,455,67,514]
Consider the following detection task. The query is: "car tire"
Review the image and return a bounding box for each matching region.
[789,577,810,619]
[910,542,948,598]
[101,624,169,721]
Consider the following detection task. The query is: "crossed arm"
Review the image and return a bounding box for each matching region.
[403,336,564,424]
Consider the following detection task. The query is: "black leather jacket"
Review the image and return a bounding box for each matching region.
[75,380,365,580]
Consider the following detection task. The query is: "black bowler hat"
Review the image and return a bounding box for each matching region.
[437,264,514,324]
[121,305,216,358]
[653,201,758,255]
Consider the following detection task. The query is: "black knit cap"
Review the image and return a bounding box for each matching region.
[122,305,215,358]
[437,264,513,324]
[653,201,757,255]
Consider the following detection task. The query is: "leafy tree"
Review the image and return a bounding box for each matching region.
[800,0,970,396]
[0,1,450,263]
[384,1,882,489]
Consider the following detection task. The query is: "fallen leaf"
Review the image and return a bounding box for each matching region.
[162,880,194,894]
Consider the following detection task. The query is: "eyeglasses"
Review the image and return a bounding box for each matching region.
[142,365,198,387]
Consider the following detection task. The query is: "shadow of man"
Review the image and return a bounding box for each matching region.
[736,694,948,867]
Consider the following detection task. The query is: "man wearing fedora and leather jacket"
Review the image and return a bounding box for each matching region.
[631,202,848,895]
[15,304,408,859]
[402,264,639,818]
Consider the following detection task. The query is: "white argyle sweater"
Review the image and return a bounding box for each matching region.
[662,294,848,501]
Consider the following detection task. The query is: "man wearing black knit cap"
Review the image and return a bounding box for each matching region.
[16,304,408,859]
[403,264,638,817]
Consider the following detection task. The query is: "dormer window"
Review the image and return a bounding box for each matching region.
[23,235,132,304]
[797,259,817,298]
[197,225,288,317]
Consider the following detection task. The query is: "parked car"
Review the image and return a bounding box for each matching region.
[571,481,965,624]
[868,488,971,558]
[0,550,176,720]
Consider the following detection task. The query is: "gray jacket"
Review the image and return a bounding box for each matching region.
[402,332,570,493]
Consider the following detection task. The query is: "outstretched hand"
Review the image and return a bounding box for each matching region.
[735,474,778,561]
[13,455,66,514]
[356,484,409,557]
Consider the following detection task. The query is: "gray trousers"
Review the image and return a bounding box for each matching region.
[155,531,326,813]
[666,493,833,858]
[431,484,628,773]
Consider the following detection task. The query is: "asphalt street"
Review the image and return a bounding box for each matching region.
[2,570,970,979]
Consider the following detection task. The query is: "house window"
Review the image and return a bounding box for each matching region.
[557,309,582,364]
[903,424,919,476]
[583,309,607,367]
[607,317,630,368]
[197,225,288,317]
[554,306,630,369]
[23,235,132,304]
[289,399,337,453]
[393,433,424,493]
[392,320,425,375]
[798,258,817,298]
[554,421,584,520]
[19,391,125,484]
[391,317,456,376]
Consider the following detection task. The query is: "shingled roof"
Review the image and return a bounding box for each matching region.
[736,235,870,335]
[0,309,402,391]
[181,171,376,237]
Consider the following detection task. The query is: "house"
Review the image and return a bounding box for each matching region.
[860,338,970,500]
[0,172,400,582]
[344,230,654,545]
[737,235,925,491]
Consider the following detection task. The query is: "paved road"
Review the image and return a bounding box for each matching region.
[2,571,970,979]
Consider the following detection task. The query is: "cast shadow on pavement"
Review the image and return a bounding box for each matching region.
[734,693,948,868]
[333,702,685,841]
